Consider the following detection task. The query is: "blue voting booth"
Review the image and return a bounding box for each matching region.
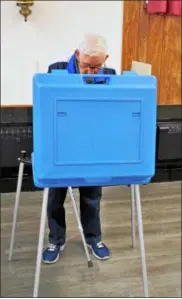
[9,70,157,298]
[32,71,157,188]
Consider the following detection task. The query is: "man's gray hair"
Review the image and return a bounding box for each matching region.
[78,34,108,56]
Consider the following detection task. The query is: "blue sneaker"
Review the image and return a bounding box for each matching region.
[87,241,110,260]
[42,243,65,264]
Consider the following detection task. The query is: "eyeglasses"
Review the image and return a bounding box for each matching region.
[78,62,103,71]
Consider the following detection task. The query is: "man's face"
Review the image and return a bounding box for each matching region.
[75,50,108,74]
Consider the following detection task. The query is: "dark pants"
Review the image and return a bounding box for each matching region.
[47,186,102,246]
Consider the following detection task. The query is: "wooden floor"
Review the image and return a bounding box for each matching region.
[1,182,181,297]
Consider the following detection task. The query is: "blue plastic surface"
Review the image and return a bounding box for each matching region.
[32,71,157,188]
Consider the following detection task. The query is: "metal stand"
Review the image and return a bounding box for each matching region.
[134,185,149,297]
[8,152,148,297]
[8,150,31,261]
[130,184,136,248]
[33,188,49,298]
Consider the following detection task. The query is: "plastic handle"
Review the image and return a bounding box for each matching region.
[82,75,112,85]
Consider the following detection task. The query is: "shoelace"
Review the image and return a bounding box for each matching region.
[48,243,57,251]
[97,242,105,249]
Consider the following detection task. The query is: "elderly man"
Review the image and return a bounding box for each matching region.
[42,34,116,264]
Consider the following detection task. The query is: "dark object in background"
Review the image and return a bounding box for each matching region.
[157,121,181,161]
[0,124,32,167]
[153,105,182,183]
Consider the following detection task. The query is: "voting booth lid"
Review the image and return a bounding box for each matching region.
[32,71,157,188]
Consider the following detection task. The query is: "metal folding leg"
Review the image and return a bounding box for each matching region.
[8,151,28,261]
[68,187,93,268]
[33,188,49,298]
[135,185,149,297]
[130,184,136,248]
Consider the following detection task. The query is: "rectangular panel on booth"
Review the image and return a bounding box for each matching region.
[32,71,157,188]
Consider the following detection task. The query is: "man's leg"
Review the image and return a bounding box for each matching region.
[79,186,110,260]
[42,187,67,264]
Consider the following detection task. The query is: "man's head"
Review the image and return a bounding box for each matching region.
[75,34,109,74]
